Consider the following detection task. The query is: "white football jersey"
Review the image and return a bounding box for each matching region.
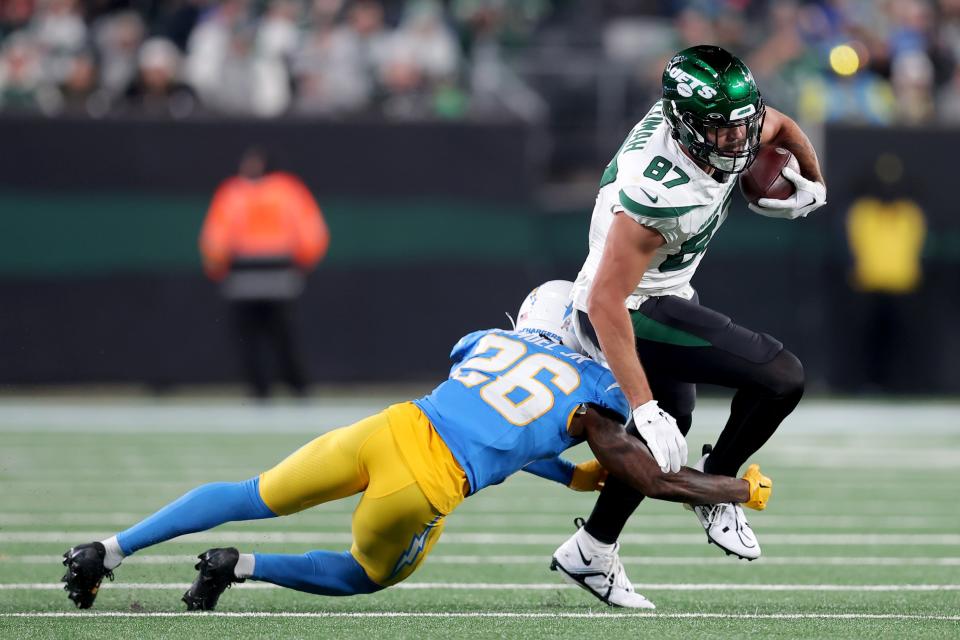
[571,101,737,312]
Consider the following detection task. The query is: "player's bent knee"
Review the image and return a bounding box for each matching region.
[767,349,805,399]
[674,413,693,437]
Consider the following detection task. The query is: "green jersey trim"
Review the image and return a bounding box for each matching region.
[630,311,712,347]
[619,190,699,219]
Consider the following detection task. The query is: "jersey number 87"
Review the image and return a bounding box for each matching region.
[452,334,582,426]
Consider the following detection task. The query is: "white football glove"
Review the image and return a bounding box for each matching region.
[632,400,687,474]
[748,167,826,220]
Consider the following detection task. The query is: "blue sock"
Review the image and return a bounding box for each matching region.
[116,476,276,555]
[252,550,383,596]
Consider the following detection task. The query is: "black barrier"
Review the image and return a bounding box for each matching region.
[0,266,539,386]
[0,115,546,200]
[2,257,955,392]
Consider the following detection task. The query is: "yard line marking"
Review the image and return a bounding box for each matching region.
[3,513,956,530]
[4,532,959,546]
[3,582,959,592]
[1,612,959,621]
[5,555,960,567]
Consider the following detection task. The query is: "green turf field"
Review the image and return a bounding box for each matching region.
[1,397,958,639]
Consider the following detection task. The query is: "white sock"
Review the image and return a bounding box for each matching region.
[234,553,255,579]
[575,526,615,555]
[99,536,125,570]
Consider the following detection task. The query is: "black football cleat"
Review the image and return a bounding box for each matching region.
[62,542,114,609]
[182,547,243,611]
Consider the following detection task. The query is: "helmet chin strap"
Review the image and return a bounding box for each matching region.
[504,311,516,329]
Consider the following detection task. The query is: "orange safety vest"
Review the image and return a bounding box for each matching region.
[199,172,329,281]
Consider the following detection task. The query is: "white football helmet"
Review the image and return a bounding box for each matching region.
[515,280,582,353]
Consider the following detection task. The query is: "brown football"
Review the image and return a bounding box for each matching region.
[739,145,799,205]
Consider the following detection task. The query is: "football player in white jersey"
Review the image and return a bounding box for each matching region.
[549,45,825,608]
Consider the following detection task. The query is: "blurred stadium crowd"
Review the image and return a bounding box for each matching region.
[2,0,960,124]
[0,0,550,119]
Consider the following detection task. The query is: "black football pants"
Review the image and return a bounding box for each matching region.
[577,293,804,544]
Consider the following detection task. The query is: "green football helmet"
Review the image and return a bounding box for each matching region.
[662,45,765,174]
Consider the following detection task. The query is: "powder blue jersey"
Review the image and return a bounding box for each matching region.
[414,329,630,494]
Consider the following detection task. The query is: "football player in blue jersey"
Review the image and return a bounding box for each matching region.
[61,281,771,611]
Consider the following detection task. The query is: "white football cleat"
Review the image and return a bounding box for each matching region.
[550,519,655,609]
[688,445,761,560]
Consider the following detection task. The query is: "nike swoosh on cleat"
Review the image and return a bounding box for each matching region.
[638,187,659,203]
[576,542,593,566]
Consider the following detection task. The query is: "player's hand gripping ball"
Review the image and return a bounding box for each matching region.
[740,145,826,219]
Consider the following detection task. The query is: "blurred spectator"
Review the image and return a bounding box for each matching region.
[891,49,936,123]
[453,0,550,50]
[152,0,206,51]
[939,0,960,60]
[0,0,959,126]
[185,0,248,107]
[31,0,86,84]
[291,0,345,114]
[0,31,59,113]
[91,10,145,97]
[0,0,34,38]
[56,49,111,115]
[747,1,816,111]
[257,0,300,60]
[247,0,298,116]
[199,147,330,399]
[118,37,198,117]
[454,0,546,121]
[214,25,293,117]
[214,26,257,114]
[380,0,462,119]
[936,64,960,120]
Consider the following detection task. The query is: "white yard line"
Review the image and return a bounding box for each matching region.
[2,582,959,592]
[5,554,960,567]
[0,611,958,621]
[2,513,956,530]
[3,531,959,546]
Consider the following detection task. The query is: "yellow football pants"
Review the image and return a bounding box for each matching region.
[258,409,446,586]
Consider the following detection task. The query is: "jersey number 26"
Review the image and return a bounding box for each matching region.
[452,334,581,426]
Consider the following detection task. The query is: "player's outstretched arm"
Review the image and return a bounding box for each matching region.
[574,407,749,505]
[522,456,607,491]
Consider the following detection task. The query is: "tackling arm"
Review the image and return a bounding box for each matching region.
[522,456,607,492]
[572,406,749,505]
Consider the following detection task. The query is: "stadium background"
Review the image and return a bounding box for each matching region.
[1,0,958,393]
